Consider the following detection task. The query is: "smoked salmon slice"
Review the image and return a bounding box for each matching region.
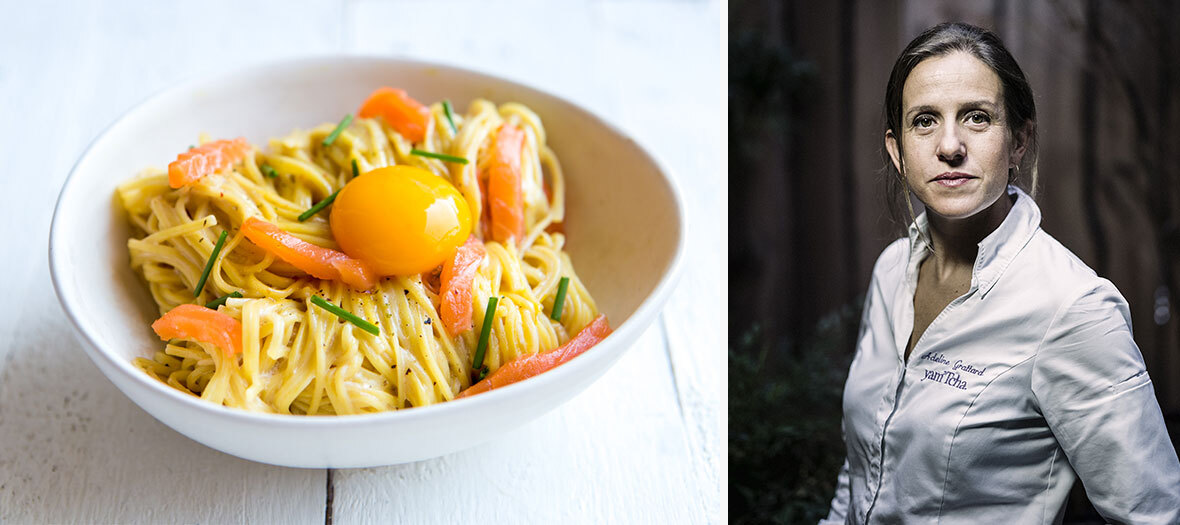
[439,235,487,336]
[151,304,244,357]
[485,124,526,245]
[240,217,377,290]
[357,87,431,143]
[168,138,252,189]
[457,314,611,398]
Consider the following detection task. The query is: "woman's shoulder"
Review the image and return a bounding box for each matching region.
[1020,228,1108,291]
[1029,231,1143,391]
[870,237,911,280]
[1015,228,1132,325]
[1028,229,1098,274]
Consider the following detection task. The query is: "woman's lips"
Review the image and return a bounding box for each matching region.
[932,173,975,187]
[934,177,974,187]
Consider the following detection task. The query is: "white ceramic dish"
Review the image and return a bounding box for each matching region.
[48,56,684,468]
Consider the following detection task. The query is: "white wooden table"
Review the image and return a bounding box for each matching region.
[0,1,722,523]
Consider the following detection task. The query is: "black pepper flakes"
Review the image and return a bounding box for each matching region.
[424,318,431,325]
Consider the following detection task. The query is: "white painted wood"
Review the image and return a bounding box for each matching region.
[333,326,709,525]
[598,2,726,514]
[1,0,722,522]
[0,1,339,522]
[0,319,325,524]
[338,1,723,523]
[344,0,621,125]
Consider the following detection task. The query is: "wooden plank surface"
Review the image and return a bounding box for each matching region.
[0,2,339,522]
[332,327,707,524]
[601,2,725,512]
[338,1,723,522]
[0,1,722,523]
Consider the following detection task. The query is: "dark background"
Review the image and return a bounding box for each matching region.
[729,0,1180,522]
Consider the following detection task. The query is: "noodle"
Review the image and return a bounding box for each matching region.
[117,99,598,415]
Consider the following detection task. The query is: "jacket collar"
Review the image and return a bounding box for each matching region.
[906,185,1041,297]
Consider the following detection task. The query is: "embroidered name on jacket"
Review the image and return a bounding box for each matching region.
[921,368,969,390]
[917,352,988,391]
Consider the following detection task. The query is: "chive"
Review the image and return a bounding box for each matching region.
[442,100,458,134]
[472,296,499,374]
[550,277,570,321]
[322,114,353,147]
[189,144,196,150]
[261,164,278,178]
[311,295,380,336]
[298,189,340,221]
[410,149,469,164]
[193,230,229,297]
[204,291,243,309]
[351,158,359,178]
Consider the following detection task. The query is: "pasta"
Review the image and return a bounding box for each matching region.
[117,95,599,415]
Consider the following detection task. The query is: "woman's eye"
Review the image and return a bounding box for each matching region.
[915,116,935,128]
[968,113,990,125]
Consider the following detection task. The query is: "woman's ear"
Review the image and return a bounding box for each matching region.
[885,130,901,174]
[1011,121,1032,166]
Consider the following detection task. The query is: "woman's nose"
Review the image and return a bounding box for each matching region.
[936,126,966,164]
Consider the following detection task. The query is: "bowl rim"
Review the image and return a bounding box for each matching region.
[48,54,688,428]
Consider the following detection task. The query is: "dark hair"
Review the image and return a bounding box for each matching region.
[882,22,1039,233]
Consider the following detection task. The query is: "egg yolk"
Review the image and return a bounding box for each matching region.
[330,165,472,276]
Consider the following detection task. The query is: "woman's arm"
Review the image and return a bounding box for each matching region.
[1031,279,1180,523]
[818,456,851,525]
[818,252,893,525]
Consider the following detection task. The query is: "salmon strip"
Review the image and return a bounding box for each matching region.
[457,314,611,398]
[439,236,487,336]
[357,87,430,143]
[168,137,252,189]
[486,124,526,244]
[151,304,244,357]
[240,217,376,290]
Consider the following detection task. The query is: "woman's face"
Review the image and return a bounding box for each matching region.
[886,51,1024,220]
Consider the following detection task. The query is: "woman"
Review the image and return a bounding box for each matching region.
[821,23,1180,524]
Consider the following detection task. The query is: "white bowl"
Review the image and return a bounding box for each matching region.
[48,56,684,468]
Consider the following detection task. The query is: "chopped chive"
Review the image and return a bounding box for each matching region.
[351,158,359,178]
[478,365,489,381]
[322,114,353,147]
[189,144,196,150]
[550,277,570,321]
[298,189,340,221]
[311,295,380,336]
[472,296,499,375]
[261,164,278,178]
[410,149,469,164]
[193,230,229,298]
[204,291,243,309]
[442,100,458,134]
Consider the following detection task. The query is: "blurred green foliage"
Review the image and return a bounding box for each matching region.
[729,4,858,522]
[729,298,862,524]
[727,26,815,190]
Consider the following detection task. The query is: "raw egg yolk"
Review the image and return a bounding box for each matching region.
[330,165,472,276]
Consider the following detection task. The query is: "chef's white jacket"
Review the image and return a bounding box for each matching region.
[822,186,1180,524]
